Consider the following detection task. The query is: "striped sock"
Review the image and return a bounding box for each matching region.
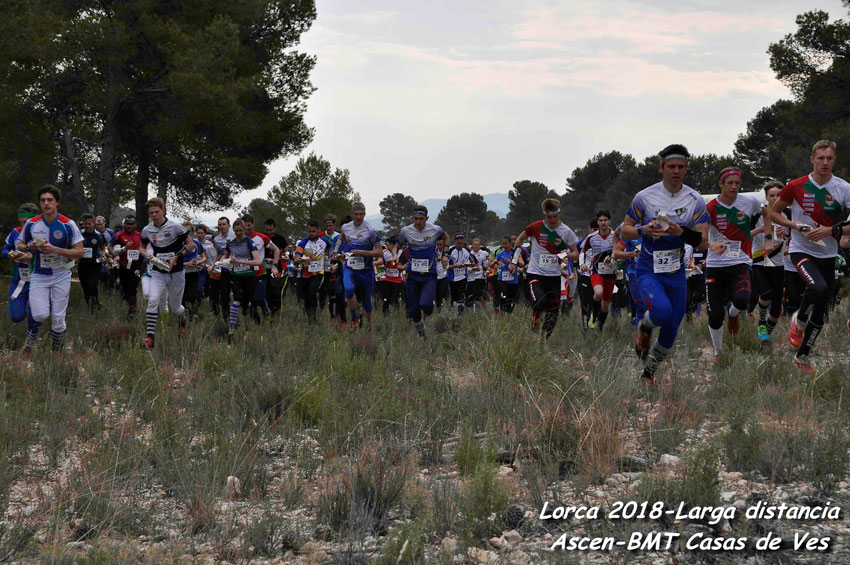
[414,320,426,337]
[146,312,158,337]
[758,302,768,324]
[50,329,65,350]
[229,303,240,329]
[766,317,778,335]
[642,343,671,379]
[24,324,40,350]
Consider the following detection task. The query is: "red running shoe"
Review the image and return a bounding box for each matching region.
[787,312,804,348]
[143,336,154,349]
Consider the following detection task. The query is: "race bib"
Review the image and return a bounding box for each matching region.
[40,253,66,269]
[724,241,741,258]
[83,247,93,259]
[453,267,466,278]
[501,271,514,282]
[597,259,614,275]
[185,263,198,273]
[410,258,429,273]
[158,252,175,261]
[436,263,446,277]
[653,249,681,274]
[233,262,252,273]
[387,268,399,278]
[308,260,323,273]
[127,249,140,261]
[539,253,558,268]
[347,255,365,270]
[18,267,30,282]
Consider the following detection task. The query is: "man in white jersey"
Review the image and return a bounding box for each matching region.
[580,210,617,330]
[139,197,195,349]
[19,186,84,352]
[770,140,850,371]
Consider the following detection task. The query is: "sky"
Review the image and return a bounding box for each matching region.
[196,0,848,224]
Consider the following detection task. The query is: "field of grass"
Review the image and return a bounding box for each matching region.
[1,282,849,563]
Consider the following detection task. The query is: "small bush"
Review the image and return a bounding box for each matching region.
[454,430,496,477]
[374,519,427,565]
[429,479,460,538]
[458,464,508,544]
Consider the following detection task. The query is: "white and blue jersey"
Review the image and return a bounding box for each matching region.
[626,182,709,276]
[338,220,381,271]
[21,214,83,277]
[495,249,518,284]
[3,227,31,283]
[183,238,204,272]
[397,222,445,277]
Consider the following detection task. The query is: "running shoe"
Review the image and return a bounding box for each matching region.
[787,312,804,348]
[640,368,656,387]
[588,315,597,329]
[793,355,815,374]
[143,336,155,349]
[178,325,186,338]
[726,314,739,334]
[757,323,769,342]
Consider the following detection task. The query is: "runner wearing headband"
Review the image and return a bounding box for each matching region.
[2,203,39,344]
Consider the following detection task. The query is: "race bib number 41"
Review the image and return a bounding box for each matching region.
[653,249,680,274]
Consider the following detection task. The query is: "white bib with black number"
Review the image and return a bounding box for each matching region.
[308,260,323,273]
[233,262,252,273]
[387,268,399,278]
[597,259,614,275]
[347,255,365,270]
[652,249,680,274]
[724,240,741,258]
[127,249,140,261]
[538,253,558,268]
[410,258,429,273]
[18,267,31,282]
[501,271,514,282]
[40,253,66,269]
[83,247,93,259]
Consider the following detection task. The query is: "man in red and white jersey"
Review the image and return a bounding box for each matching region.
[510,198,579,338]
[580,210,617,330]
[243,214,279,323]
[770,140,850,371]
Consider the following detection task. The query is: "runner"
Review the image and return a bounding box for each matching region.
[211,217,235,318]
[577,219,598,330]
[95,215,117,294]
[294,220,329,321]
[751,181,788,341]
[620,144,710,385]
[2,203,38,339]
[109,215,143,319]
[332,203,382,329]
[19,186,84,352]
[318,215,340,324]
[378,239,404,316]
[613,231,642,329]
[194,224,216,307]
[468,238,490,311]
[394,206,448,336]
[493,235,521,314]
[139,197,194,349]
[447,234,473,316]
[435,239,450,311]
[580,210,617,330]
[510,198,579,339]
[769,140,850,371]
[180,220,207,319]
[222,218,261,340]
[243,214,279,322]
[263,218,288,318]
[704,167,771,356]
[78,213,107,312]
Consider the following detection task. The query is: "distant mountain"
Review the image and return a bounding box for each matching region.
[365,192,510,230]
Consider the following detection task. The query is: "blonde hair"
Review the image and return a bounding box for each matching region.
[146,197,166,211]
[811,140,837,156]
[541,198,561,213]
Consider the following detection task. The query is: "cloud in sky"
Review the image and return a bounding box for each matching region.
[207,0,847,223]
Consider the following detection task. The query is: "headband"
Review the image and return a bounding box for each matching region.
[719,169,743,183]
[412,209,428,217]
[661,154,688,163]
[543,208,561,215]
[454,234,465,240]
[18,212,37,219]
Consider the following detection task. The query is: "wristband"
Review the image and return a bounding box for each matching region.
[764,234,773,240]
[832,222,849,239]
[680,227,702,247]
[636,224,643,236]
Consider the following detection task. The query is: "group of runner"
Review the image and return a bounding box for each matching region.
[4,141,850,383]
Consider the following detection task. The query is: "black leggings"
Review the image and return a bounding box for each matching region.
[78,262,101,307]
[752,265,784,318]
[435,278,449,309]
[784,268,803,316]
[705,264,751,330]
[791,253,835,328]
[299,274,324,319]
[529,274,561,337]
[183,271,199,306]
[498,282,519,313]
[449,280,467,306]
[231,274,256,305]
[578,275,594,324]
[119,267,140,310]
[380,281,402,314]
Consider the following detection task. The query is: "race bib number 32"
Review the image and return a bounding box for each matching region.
[653,249,681,274]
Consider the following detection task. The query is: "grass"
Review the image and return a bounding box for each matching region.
[0,281,848,560]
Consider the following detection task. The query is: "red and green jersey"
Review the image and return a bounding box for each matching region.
[706,194,763,267]
[779,174,850,259]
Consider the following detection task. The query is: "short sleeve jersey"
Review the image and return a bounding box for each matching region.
[110,230,143,268]
[382,249,403,283]
[339,220,381,270]
[183,238,204,272]
[397,222,445,276]
[706,193,764,267]
[580,230,615,274]
[295,236,329,277]
[752,215,787,267]
[226,237,257,277]
[250,232,273,276]
[618,237,641,276]
[448,246,472,281]
[140,217,189,273]
[625,182,709,274]
[80,231,105,264]
[22,214,83,277]
[3,227,31,281]
[495,249,517,284]
[778,174,850,259]
[523,220,579,277]
[468,249,490,281]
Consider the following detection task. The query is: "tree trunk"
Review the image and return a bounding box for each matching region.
[135,153,151,227]
[157,165,169,202]
[60,122,90,217]
[94,96,119,218]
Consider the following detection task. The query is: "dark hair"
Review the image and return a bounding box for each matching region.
[590,218,599,230]
[264,218,276,227]
[763,180,784,193]
[324,214,337,223]
[307,219,319,229]
[81,212,94,221]
[18,203,38,215]
[218,216,230,224]
[124,214,136,222]
[38,185,62,202]
[413,205,428,216]
[659,144,690,160]
[241,213,254,223]
[341,215,353,225]
[596,209,611,219]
